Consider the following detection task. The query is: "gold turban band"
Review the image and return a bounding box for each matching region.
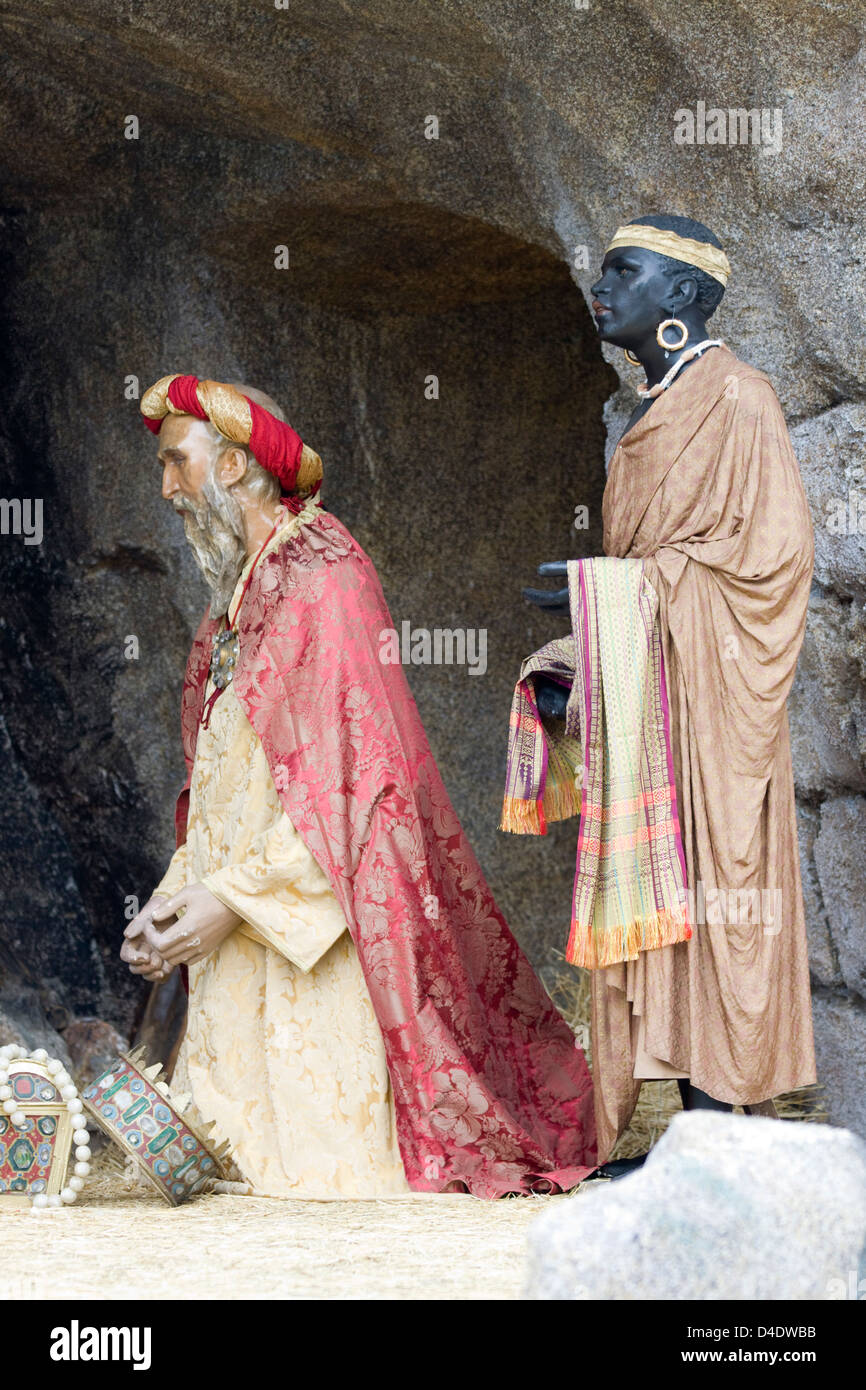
[604,225,731,287]
[141,374,323,497]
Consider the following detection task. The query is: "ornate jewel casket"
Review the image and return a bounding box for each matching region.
[0,1060,75,1206]
[82,1047,231,1206]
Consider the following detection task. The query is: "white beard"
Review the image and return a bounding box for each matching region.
[174,472,248,619]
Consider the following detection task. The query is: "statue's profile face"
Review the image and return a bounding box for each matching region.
[155,413,248,614]
[156,415,217,510]
[590,245,683,348]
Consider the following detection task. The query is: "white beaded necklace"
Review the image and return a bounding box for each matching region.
[637,339,725,399]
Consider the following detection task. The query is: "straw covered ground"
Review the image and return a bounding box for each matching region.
[8,963,826,1301]
[10,1174,562,1301]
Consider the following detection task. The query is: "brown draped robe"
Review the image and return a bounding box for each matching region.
[592,344,816,1161]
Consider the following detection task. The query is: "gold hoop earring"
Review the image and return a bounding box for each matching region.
[656,318,689,351]
[623,348,642,367]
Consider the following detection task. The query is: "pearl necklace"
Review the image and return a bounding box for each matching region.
[637,339,725,399]
[0,1043,91,1212]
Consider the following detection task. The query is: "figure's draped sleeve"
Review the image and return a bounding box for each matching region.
[152,744,348,976]
[202,811,348,974]
[152,840,189,901]
[637,376,814,889]
[181,619,353,975]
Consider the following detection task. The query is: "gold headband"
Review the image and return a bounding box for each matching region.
[604,225,731,286]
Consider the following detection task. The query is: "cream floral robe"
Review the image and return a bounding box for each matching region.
[154,512,409,1198]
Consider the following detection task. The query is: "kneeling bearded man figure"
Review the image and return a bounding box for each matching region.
[121,373,596,1199]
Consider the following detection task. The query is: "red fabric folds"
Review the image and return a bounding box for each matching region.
[166,375,204,417]
[173,510,597,1196]
[142,375,208,434]
[248,400,303,494]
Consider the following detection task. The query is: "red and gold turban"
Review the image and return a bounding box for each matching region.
[141,374,323,498]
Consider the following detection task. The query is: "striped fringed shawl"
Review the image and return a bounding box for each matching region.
[501,558,691,969]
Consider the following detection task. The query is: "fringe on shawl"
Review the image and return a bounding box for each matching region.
[500,740,581,834]
[500,559,691,970]
[566,905,692,971]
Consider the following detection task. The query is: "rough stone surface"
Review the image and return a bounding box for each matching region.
[812,994,866,1140]
[0,2,863,1111]
[814,796,866,998]
[63,1017,130,1087]
[791,406,866,604]
[0,1005,72,1072]
[789,592,866,796]
[796,804,842,990]
[525,1111,866,1301]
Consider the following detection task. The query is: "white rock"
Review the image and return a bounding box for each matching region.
[525,1111,866,1301]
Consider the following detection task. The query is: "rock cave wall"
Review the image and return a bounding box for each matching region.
[0,0,863,1130]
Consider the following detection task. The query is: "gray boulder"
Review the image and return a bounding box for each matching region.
[525,1111,866,1300]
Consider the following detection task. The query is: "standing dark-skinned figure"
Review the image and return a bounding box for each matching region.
[508,214,816,1175]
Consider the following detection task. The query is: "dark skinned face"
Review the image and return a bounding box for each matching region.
[590,246,696,353]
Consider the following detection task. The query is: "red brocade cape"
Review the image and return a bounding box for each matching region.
[174,507,597,1196]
